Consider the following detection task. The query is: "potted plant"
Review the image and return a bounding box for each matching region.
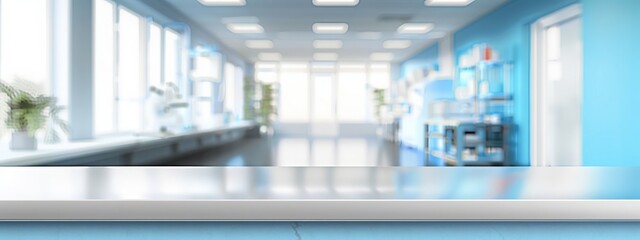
[43,99,69,144]
[0,81,53,150]
[258,83,276,127]
[372,88,386,122]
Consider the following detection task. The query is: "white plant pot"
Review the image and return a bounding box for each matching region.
[11,131,37,151]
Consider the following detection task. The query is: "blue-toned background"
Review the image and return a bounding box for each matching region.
[2,222,640,239]
[400,0,640,166]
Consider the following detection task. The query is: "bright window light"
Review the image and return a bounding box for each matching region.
[279,71,310,122]
[313,23,349,34]
[425,0,475,7]
[227,23,264,33]
[224,62,237,114]
[312,75,335,121]
[198,0,246,6]
[245,40,273,49]
[370,63,390,71]
[258,52,282,61]
[312,0,359,6]
[280,62,309,70]
[313,53,339,61]
[370,52,394,61]
[311,62,336,71]
[398,23,434,34]
[337,71,367,121]
[313,40,343,49]
[256,62,278,70]
[339,63,366,70]
[383,40,411,49]
[93,0,116,135]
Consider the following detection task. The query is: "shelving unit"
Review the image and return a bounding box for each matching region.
[425,59,514,166]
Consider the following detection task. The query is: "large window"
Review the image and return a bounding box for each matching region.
[311,75,335,122]
[256,62,390,124]
[164,29,180,84]
[235,65,245,120]
[148,23,163,88]
[223,62,247,121]
[117,7,144,132]
[0,0,52,138]
[94,0,187,135]
[191,47,221,128]
[0,0,50,91]
[278,63,310,122]
[337,64,368,122]
[224,62,236,115]
[93,0,116,135]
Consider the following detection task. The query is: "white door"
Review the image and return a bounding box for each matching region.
[531,4,583,166]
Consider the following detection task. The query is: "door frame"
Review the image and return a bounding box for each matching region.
[530,3,582,167]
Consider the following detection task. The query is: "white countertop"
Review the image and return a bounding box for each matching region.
[0,166,639,220]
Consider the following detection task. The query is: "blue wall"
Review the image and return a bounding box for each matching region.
[453,0,579,165]
[2,222,640,239]
[400,43,439,78]
[582,0,640,166]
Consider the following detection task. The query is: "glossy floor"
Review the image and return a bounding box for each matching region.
[166,136,426,166]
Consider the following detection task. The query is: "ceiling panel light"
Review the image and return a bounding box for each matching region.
[245,40,274,49]
[425,0,475,7]
[313,40,343,49]
[313,53,339,61]
[313,23,349,34]
[398,23,434,34]
[258,52,282,61]
[227,23,264,34]
[383,40,411,49]
[198,0,246,6]
[370,52,395,61]
[313,0,359,6]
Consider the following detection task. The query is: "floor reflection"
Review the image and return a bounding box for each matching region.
[165,136,426,166]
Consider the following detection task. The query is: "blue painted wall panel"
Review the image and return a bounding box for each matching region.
[401,43,439,78]
[581,0,640,166]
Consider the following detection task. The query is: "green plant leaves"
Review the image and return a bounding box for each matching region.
[0,80,57,136]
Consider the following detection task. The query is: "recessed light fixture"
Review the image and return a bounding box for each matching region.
[227,23,264,34]
[313,40,343,49]
[197,0,246,6]
[398,23,434,34]
[370,52,395,61]
[313,53,339,61]
[245,40,274,49]
[425,0,475,7]
[258,52,282,61]
[312,0,359,6]
[313,23,349,34]
[383,40,411,49]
